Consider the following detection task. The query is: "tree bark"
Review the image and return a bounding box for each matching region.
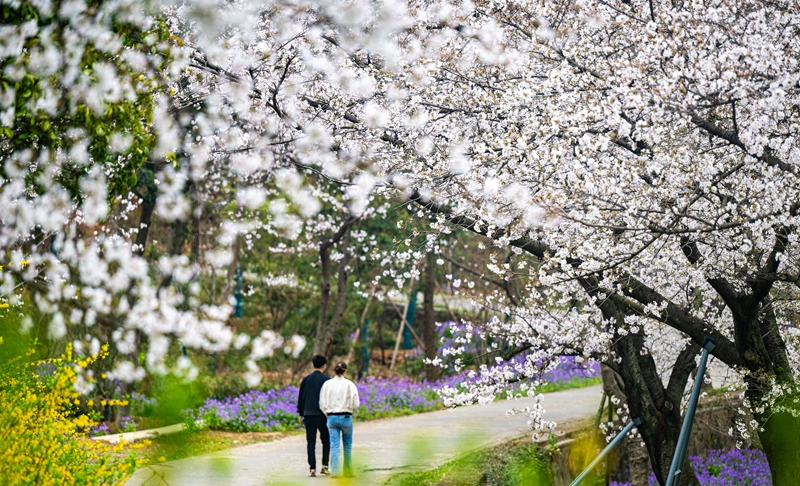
[314,223,353,358]
[134,196,156,257]
[601,365,650,486]
[377,318,386,365]
[627,434,650,486]
[315,237,332,356]
[423,250,437,381]
[593,292,700,486]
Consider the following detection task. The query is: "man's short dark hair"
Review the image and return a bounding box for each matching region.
[312,355,327,369]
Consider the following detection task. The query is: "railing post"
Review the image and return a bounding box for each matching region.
[666,337,715,486]
[569,417,644,486]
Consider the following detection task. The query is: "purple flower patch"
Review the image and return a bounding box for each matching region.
[609,448,771,486]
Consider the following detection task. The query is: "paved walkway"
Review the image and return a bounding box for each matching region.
[129,385,602,486]
[94,423,187,445]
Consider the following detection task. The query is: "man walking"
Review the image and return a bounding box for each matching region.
[297,354,331,477]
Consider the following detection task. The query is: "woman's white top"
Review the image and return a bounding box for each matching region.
[319,375,360,414]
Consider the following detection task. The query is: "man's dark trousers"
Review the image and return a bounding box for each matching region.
[304,415,330,471]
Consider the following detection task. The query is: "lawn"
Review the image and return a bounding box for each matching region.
[385,438,554,486]
[133,429,291,466]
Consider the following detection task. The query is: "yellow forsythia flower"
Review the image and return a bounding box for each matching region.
[0,348,137,485]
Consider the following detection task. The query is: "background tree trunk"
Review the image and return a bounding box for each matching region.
[313,222,353,357]
[134,197,156,257]
[423,250,437,381]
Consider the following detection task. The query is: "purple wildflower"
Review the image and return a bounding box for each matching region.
[89,422,110,437]
[609,448,771,486]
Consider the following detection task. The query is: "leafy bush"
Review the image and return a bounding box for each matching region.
[145,372,208,424]
[131,392,158,417]
[0,342,137,485]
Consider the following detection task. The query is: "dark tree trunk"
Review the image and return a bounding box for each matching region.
[377,318,386,365]
[592,292,700,486]
[601,365,650,486]
[115,186,158,428]
[134,196,156,257]
[191,199,202,262]
[314,222,353,358]
[423,250,437,381]
[314,240,332,356]
[322,227,352,359]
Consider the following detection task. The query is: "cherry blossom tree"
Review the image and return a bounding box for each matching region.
[245,0,799,483]
[322,0,799,483]
[1,0,415,385]
[5,0,800,483]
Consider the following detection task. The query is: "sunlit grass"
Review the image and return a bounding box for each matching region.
[537,376,602,394]
[386,437,553,486]
[132,429,293,466]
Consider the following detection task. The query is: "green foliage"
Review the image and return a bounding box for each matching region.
[142,373,209,425]
[203,372,265,400]
[536,376,603,394]
[1,0,163,200]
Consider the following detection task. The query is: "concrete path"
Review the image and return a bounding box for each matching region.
[94,423,187,445]
[129,385,602,486]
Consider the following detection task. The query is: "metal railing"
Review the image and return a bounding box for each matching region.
[666,337,715,486]
[570,336,716,486]
[569,417,644,486]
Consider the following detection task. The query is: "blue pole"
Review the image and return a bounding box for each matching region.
[402,291,417,350]
[234,266,244,318]
[666,337,715,486]
[569,417,644,486]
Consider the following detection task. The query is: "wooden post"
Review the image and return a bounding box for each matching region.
[346,292,374,366]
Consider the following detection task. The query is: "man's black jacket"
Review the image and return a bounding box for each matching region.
[297,370,329,417]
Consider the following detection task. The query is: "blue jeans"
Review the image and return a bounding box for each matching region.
[327,414,353,476]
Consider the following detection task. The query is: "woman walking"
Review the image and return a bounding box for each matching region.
[319,361,360,478]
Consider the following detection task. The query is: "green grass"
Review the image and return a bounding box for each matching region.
[386,438,554,486]
[132,429,292,465]
[537,376,602,394]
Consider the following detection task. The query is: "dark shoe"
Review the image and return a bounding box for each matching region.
[319,467,330,476]
[308,469,316,477]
